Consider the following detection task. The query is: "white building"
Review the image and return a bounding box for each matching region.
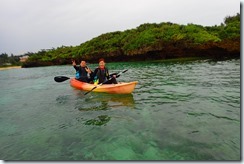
[19,56,29,62]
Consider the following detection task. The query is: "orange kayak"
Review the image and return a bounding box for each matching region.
[70,78,138,94]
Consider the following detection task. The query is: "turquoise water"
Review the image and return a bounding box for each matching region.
[0,59,240,160]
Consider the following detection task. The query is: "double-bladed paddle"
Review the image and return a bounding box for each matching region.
[54,72,121,83]
[83,69,128,95]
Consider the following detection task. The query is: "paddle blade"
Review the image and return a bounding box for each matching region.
[54,76,70,82]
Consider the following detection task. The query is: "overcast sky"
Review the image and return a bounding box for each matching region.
[0,0,240,56]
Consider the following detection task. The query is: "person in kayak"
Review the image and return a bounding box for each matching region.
[92,58,117,84]
[72,60,93,83]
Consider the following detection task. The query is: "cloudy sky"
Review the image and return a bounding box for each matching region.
[0,0,240,55]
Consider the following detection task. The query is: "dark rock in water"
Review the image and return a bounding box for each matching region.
[84,115,111,126]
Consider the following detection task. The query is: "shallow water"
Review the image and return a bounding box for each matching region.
[0,59,240,160]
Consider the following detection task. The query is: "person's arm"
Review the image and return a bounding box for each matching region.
[72,60,79,71]
[85,66,92,74]
[72,60,76,66]
[107,69,117,79]
[90,68,98,80]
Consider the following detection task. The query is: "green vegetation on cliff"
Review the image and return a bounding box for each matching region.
[22,13,240,67]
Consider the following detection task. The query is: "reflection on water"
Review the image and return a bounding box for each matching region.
[55,90,136,126]
[75,92,135,111]
[74,92,135,126]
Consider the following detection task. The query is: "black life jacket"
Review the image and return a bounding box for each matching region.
[76,66,89,82]
[95,67,109,83]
